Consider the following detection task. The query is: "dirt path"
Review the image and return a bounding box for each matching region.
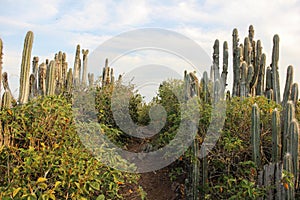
[120,138,184,200]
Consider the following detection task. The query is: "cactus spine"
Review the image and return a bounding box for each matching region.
[271,35,280,103]
[251,103,261,168]
[19,31,34,104]
[272,108,281,162]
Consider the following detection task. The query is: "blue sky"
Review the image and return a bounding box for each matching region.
[0,0,299,99]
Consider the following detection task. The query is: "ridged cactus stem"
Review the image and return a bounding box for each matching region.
[212,39,220,82]
[266,66,272,97]
[246,64,254,96]
[232,28,240,97]
[282,65,294,106]
[282,101,295,157]
[81,49,89,86]
[244,37,251,65]
[62,53,68,85]
[291,83,298,107]
[256,53,266,95]
[73,44,81,87]
[289,119,299,188]
[38,63,47,96]
[283,153,294,199]
[240,62,247,98]
[88,73,94,87]
[251,103,261,168]
[0,39,3,105]
[66,68,73,93]
[46,61,56,95]
[251,40,261,90]
[272,108,281,162]
[19,31,34,104]
[271,35,280,103]
[202,71,209,103]
[2,91,12,108]
[221,41,228,92]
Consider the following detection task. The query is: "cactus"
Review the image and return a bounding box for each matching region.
[212,39,220,81]
[266,66,272,97]
[282,101,295,157]
[246,64,254,95]
[251,40,262,91]
[81,49,89,86]
[240,62,247,98]
[266,89,274,102]
[31,56,39,97]
[88,73,94,87]
[62,52,68,86]
[244,37,251,65]
[221,41,228,90]
[2,91,12,108]
[282,65,293,107]
[38,63,47,95]
[232,28,240,97]
[289,119,299,187]
[291,83,298,107]
[19,31,34,104]
[251,103,261,168]
[29,74,36,100]
[0,39,3,106]
[66,68,73,93]
[201,71,209,103]
[73,44,81,87]
[272,108,281,162]
[283,153,294,199]
[46,61,56,95]
[256,53,266,95]
[271,35,280,103]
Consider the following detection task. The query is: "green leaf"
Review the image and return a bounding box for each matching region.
[96,194,105,200]
[37,177,47,183]
[12,187,22,197]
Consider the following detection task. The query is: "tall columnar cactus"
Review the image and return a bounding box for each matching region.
[221,41,228,90]
[271,35,280,103]
[244,37,251,65]
[282,101,295,157]
[2,72,16,105]
[240,62,247,98]
[2,91,12,108]
[62,52,68,85]
[88,73,94,87]
[289,119,299,187]
[256,53,266,95]
[283,153,294,199]
[66,68,73,93]
[251,40,262,90]
[246,64,254,95]
[201,71,209,103]
[248,25,255,43]
[29,74,36,100]
[81,49,89,86]
[55,51,63,93]
[212,39,220,81]
[282,65,294,106]
[73,44,81,87]
[46,61,56,95]
[0,38,3,105]
[19,31,34,104]
[251,103,261,168]
[38,63,47,95]
[266,66,272,95]
[291,83,298,107]
[31,56,39,97]
[232,28,240,97]
[272,108,281,162]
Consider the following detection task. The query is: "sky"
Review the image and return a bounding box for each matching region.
[0,0,299,100]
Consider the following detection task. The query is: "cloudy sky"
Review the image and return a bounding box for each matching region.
[0,0,299,99]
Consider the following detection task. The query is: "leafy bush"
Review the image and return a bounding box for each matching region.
[0,95,140,199]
